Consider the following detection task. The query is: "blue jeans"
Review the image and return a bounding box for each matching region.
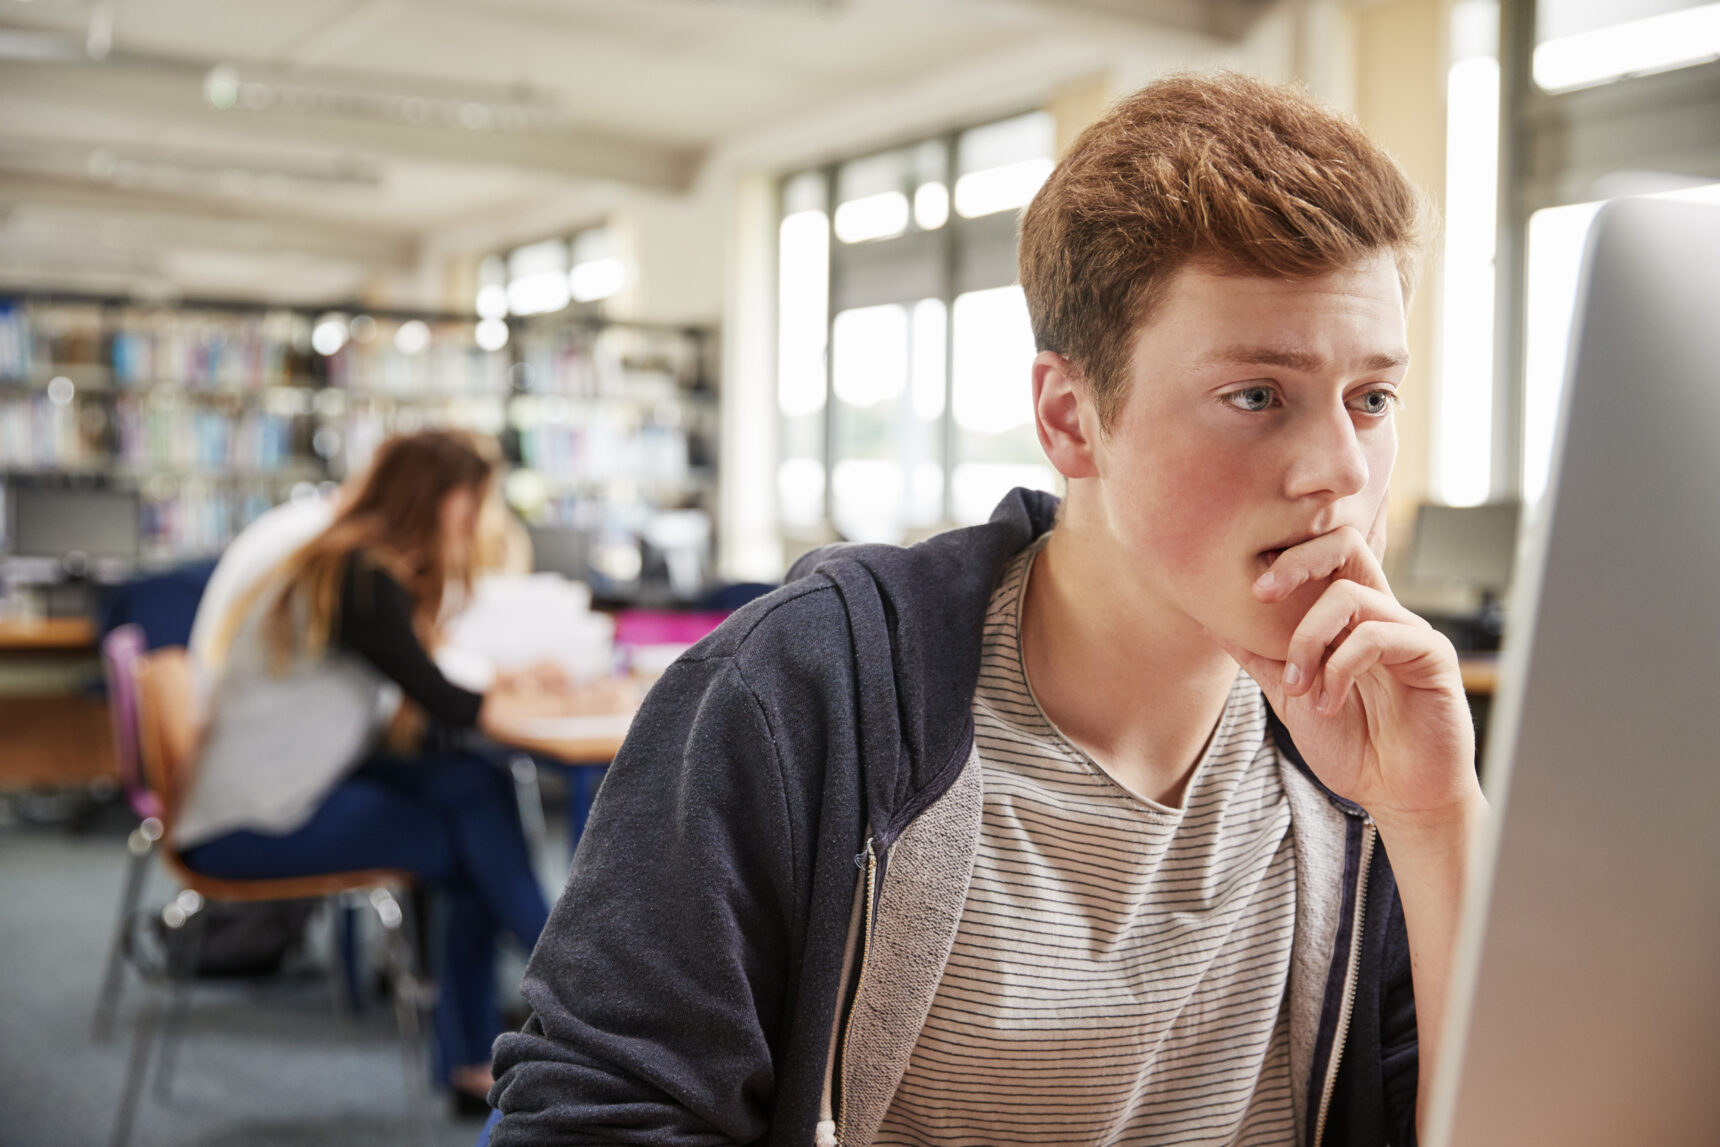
[180,751,550,1079]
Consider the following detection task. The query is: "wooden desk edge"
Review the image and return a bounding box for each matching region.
[1458,655,1499,696]
[496,731,629,764]
[0,617,97,651]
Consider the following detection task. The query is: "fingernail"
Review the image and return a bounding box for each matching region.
[1255,570,1275,591]
[1283,663,1302,689]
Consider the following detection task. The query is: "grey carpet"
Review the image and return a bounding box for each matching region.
[0,800,557,1147]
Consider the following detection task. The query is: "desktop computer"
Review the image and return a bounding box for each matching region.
[1401,501,1522,653]
[1426,198,1720,1144]
[1,480,142,615]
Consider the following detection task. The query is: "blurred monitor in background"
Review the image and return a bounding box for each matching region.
[1408,503,1520,596]
[5,483,140,574]
[1399,501,1522,651]
[526,524,588,582]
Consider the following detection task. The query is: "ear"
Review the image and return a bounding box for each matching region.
[1032,350,1099,480]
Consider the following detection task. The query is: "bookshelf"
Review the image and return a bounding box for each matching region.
[0,295,718,589]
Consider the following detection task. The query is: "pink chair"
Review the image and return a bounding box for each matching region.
[92,624,160,1041]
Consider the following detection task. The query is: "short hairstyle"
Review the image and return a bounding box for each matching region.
[1019,71,1433,430]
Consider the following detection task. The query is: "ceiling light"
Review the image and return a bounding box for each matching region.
[205,64,240,111]
[199,62,564,133]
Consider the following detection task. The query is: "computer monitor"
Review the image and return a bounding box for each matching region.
[5,484,141,564]
[526,523,589,581]
[1406,502,1521,599]
[1426,198,1720,1145]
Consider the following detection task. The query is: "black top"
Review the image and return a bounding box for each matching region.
[334,554,483,729]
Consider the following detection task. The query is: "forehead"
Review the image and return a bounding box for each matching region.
[1133,254,1410,373]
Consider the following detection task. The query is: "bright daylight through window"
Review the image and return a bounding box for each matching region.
[777,112,1058,544]
[1516,0,1720,503]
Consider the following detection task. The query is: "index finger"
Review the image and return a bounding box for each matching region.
[1365,491,1389,562]
[1254,525,1390,602]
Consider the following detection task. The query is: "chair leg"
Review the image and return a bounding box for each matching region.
[152,890,207,1101]
[108,884,190,1147]
[92,818,162,1042]
[375,887,429,1099]
[509,753,548,868]
[108,981,160,1147]
[326,894,358,1026]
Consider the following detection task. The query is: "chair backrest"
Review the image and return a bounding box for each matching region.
[101,623,159,821]
[133,647,201,826]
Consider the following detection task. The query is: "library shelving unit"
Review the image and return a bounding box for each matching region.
[0,294,718,584]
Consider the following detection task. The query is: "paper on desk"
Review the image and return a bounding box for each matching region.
[505,713,636,741]
[439,574,616,686]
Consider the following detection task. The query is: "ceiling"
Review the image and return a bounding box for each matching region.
[0,0,1275,305]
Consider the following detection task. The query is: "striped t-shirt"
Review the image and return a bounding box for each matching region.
[874,537,1299,1146]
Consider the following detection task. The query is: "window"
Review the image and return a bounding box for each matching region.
[1452,0,1720,507]
[1435,0,1501,507]
[477,224,627,331]
[776,112,1059,544]
[1532,0,1720,92]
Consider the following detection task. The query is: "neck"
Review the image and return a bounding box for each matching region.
[1020,511,1240,807]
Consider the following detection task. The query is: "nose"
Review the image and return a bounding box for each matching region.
[1283,402,1372,501]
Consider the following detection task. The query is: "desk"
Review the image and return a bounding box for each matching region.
[489,677,644,852]
[0,616,113,789]
[1459,655,1498,697]
[0,617,96,651]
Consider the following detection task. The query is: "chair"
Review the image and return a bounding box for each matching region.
[109,647,430,1147]
[91,624,163,1041]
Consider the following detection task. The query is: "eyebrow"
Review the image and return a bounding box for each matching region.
[1201,345,1410,374]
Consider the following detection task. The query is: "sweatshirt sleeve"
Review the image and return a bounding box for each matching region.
[335,556,484,729]
[489,654,798,1146]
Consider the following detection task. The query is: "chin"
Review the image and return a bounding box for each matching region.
[1207,601,1300,665]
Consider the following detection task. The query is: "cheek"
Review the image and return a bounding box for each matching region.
[1123,442,1261,576]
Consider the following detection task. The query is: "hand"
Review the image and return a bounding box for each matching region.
[495,660,574,697]
[478,685,579,735]
[1207,525,1481,827]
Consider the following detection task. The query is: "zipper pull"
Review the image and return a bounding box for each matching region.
[853,836,874,869]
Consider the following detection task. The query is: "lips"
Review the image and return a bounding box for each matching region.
[1256,531,1324,572]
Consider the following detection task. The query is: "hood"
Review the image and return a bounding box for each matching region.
[785,487,1061,844]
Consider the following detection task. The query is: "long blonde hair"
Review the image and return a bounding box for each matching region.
[262,430,495,667]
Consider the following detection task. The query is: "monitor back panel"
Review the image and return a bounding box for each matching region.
[1430,198,1720,1145]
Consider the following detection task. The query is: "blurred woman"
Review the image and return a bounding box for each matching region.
[174,429,562,1111]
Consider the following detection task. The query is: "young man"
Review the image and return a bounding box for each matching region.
[492,72,1485,1147]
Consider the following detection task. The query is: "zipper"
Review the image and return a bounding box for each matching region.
[1312,820,1375,1147]
[833,837,880,1147]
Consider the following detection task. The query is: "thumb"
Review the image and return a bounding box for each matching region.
[1204,628,1286,709]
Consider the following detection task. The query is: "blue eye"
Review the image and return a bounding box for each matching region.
[1224,386,1277,412]
[1350,389,1399,416]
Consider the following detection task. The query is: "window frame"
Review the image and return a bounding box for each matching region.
[777,111,1053,542]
